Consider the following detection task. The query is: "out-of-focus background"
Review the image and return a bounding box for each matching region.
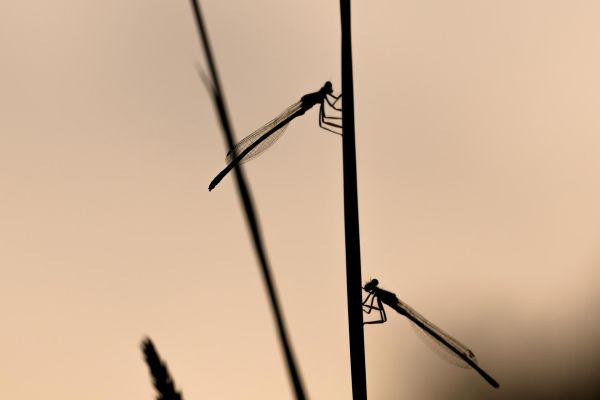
[2,1,600,399]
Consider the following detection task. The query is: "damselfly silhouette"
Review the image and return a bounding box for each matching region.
[208,81,342,191]
[363,279,499,388]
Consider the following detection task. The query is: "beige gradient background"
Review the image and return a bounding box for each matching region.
[2,1,600,399]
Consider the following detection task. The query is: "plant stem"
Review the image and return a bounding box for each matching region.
[340,0,367,399]
[189,2,307,399]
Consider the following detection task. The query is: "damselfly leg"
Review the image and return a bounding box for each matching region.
[362,291,375,312]
[326,94,343,110]
[362,293,387,324]
[319,93,343,135]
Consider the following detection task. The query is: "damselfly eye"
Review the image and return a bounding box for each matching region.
[364,278,378,291]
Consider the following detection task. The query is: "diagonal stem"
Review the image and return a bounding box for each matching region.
[189,2,308,399]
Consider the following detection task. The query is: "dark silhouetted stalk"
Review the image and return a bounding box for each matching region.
[188,2,307,399]
[141,337,183,400]
[340,0,367,399]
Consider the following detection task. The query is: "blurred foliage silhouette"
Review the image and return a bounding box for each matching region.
[141,337,183,400]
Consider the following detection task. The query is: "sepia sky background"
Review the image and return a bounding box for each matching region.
[2,1,600,399]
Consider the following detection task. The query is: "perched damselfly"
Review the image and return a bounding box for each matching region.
[208,81,342,191]
[363,279,500,388]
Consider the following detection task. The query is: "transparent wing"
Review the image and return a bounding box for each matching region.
[226,100,302,164]
[226,124,289,165]
[394,299,478,369]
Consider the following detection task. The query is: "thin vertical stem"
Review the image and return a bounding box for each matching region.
[189,2,307,399]
[340,0,367,399]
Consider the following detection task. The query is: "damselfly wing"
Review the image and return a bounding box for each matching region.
[225,101,300,165]
[396,298,478,368]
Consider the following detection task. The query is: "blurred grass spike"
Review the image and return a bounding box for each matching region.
[141,337,184,400]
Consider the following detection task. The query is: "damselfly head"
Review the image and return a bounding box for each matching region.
[322,81,333,94]
[364,278,379,291]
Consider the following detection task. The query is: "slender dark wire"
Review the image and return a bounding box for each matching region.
[340,1,367,399]
[188,2,307,399]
